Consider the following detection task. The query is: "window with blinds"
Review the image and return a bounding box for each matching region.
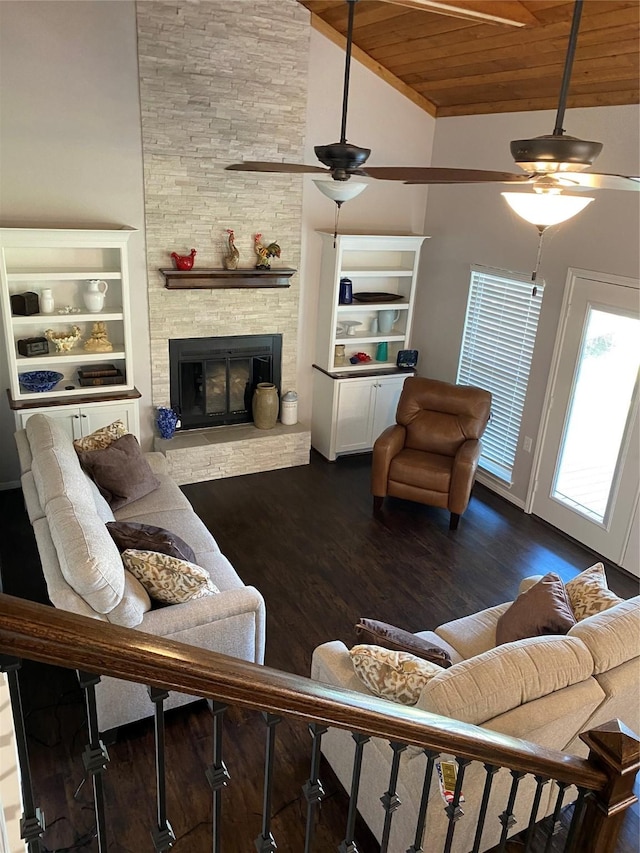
[456,266,544,484]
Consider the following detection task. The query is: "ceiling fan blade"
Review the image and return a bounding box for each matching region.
[554,172,640,192]
[363,166,532,184]
[226,161,330,174]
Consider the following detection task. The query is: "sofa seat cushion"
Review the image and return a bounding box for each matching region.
[112,477,194,520]
[436,602,511,660]
[45,493,125,613]
[418,635,593,726]
[569,596,640,674]
[389,449,452,492]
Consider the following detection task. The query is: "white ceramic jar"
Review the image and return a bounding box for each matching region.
[40,288,55,314]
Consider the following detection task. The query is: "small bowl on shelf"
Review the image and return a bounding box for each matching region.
[19,370,64,393]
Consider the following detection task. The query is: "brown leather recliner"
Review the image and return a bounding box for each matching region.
[371,376,492,529]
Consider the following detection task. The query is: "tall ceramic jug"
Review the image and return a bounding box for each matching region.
[378,309,400,334]
[84,279,108,313]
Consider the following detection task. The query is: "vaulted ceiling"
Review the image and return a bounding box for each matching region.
[298,1,639,118]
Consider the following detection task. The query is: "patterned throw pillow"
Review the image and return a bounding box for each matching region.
[73,419,128,452]
[349,644,444,706]
[122,549,219,604]
[565,562,623,621]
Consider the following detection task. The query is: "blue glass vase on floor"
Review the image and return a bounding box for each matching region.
[157,407,178,439]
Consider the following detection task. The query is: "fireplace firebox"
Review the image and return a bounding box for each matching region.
[169,335,282,430]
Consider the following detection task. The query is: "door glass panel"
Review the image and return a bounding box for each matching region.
[552,308,640,523]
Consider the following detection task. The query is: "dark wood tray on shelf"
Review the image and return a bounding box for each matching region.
[352,292,403,303]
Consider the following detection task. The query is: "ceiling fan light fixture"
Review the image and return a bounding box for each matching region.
[313,179,368,204]
[511,135,604,174]
[501,190,594,228]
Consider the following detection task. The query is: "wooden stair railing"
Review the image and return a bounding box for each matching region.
[0,592,637,853]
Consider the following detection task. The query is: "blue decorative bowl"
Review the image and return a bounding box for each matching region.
[19,370,64,392]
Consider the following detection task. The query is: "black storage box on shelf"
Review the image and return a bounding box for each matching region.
[11,292,40,316]
[77,364,124,387]
[18,337,49,357]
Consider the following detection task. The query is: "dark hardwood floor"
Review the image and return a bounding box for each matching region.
[0,450,638,852]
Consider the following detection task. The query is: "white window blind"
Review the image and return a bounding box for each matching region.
[457,266,544,484]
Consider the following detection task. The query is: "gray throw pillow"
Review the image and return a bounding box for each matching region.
[77,433,160,510]
[107,521,196,564]
[355,618,452,668]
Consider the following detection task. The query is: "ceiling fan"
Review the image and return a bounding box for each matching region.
[226,0,639,199]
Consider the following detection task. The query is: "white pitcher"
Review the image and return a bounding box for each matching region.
[378,309,400,334]
[84,279,108,313]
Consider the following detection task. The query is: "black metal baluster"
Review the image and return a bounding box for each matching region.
[77,671,110,853]
[442,757,471,853]
[380,741,407,853]
[206,702,230,853]
[0,655,45,852]
[303,722,327,853]
[524,776,550,853]
[148,687,175,851]
[498,769,526,851]
[254,712,281,853]
[543,781,569,853]
[564,787,588,852]
[338,732,370,853]
[406,749,439,853]
[470,764,499,853]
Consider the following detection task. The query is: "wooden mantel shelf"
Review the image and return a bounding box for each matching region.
[159,268,296,289]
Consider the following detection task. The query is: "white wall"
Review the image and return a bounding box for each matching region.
[0,1,150,484]
[297,28,434,425]
[0,674,25,853]
[414,105,640,504]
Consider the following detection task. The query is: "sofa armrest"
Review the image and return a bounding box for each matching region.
[435,602,511,660]
[145,451,169,477]
[311,640,373,697]
[140,585,266,663]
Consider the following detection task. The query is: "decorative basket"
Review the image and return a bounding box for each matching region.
[44,325,82,352]
[19,370,63,393]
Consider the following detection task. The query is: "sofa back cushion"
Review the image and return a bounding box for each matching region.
[568,596,640,674]
[418,635,593,726]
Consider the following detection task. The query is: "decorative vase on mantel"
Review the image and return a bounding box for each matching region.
[252,383,278,430]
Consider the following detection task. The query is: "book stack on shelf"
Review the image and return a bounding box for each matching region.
[77,363,124,387]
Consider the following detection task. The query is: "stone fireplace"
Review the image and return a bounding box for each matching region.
[136,1,310,484]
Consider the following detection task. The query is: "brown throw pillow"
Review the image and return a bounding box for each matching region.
[355,618,452,668]
[77,433,160,510]
[106,521,196,564]
[496,572,576,645]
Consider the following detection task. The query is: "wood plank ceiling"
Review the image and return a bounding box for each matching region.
[298,1,640,118]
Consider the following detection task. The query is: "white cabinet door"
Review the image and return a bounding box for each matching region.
[81,400,139,438]
[17,399,139,440]
[371,376,406,443]
[335,379,376,454]
[18,407,83,440]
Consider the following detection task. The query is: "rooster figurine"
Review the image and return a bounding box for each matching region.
[170,248,197,270]
[222,229,240,270]
[254,233,281,270]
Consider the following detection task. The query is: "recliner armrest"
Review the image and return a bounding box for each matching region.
[371,424,406,496]
[449,439,481,514]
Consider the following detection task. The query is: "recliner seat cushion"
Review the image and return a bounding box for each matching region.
[389,449,452,492]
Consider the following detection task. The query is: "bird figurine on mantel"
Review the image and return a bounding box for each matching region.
[254,233,281,270]
[222,228,240,270]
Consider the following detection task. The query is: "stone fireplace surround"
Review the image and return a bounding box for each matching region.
[136,1,311,484]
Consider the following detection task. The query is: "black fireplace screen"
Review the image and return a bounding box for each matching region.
[169,335,282,430]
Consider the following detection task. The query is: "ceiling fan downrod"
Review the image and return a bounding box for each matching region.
[340,0,358,144]
[552,0,583,137]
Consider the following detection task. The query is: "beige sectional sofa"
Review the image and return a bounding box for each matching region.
[15,414,266,732]
[311,582,639,853]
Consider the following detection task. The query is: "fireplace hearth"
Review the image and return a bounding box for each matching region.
[169,335,282,430]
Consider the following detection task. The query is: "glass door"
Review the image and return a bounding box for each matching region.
[532,272,639,568]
